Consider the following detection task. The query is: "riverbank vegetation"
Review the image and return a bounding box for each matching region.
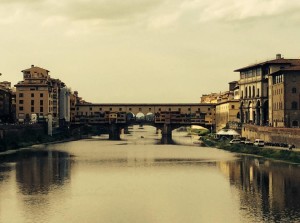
[0,125,101,152]
[201,136,300,164]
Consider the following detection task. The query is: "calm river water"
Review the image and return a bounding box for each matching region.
[1,126,300,223]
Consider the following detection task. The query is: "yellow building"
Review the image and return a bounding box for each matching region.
[15,65,64,125]
[215,100,240,131]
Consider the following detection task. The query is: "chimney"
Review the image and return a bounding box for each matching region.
[31,64,34,68]
[276,54,281,59]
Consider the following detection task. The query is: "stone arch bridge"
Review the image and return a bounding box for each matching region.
[73,103,216,139]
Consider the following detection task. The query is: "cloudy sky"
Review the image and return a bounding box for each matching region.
[1,0,300,103]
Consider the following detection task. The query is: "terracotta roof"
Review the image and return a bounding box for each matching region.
[21,66,50,72]
[269,66,300,75]
[234,58,300,72]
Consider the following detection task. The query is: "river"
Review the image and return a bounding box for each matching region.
[0,125,300,223]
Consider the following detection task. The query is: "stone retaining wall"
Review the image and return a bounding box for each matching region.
[242,124,300,147]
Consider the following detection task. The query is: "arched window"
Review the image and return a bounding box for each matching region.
[257,88,260,97]
[292,88,297,93]
[292,101,298,110]
[249,86,251,98]
[245,88,248,98]
[253,86,255,97]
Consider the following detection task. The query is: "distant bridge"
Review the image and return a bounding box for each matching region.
[73,103,216,139]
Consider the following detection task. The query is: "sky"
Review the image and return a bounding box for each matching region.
[1,0,300,103]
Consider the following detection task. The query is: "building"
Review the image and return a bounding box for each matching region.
[200,93,219,103]
[215,100,240,131]
[200,91,234,104]
[59,87,71,126]
[14,65,69,126]
[235,54,300,126]
[269,66,300,128]
[215,81,240,131]
[0,81,13,123]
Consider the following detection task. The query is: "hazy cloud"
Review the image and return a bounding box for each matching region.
[2,0,300,26]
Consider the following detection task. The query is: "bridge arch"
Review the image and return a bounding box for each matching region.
[136,112,145,120]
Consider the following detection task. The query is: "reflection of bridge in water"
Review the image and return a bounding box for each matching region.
[73,103,216,140]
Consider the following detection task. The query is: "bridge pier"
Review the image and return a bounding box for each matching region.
[124,126,130,134]
[161,124,173,136]
[108,124,121,140]
[161,135,174,144]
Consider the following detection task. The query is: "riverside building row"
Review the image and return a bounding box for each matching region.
[0,65,86,126]
[1,54,299,132]
[202,54,300,131]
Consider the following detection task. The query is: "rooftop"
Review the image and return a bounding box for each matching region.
[234,54,300,72]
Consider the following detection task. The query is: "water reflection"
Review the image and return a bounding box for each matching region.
[218,156,300,222]
[0,164,12,183]
[16,150,72,194]
[0,126,300,223]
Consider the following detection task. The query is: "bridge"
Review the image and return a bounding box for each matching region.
[73,103,216,139]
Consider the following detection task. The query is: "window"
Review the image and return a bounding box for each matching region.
[292,101,298,110]
[19,100,24,104]
[19,106,24,111]
[31,100,34,106]
[292,88,297,93]
[231,105,235,109]
[292,120,299,127]
[19,93,24,97]
[31,93,34,97]
[31,107,34,112]
[40,100,43,106]
[40,93,44,97]
[119,108,122,111]
[40,107,43,112]
[168,108,171,111]
[249,86,251,98]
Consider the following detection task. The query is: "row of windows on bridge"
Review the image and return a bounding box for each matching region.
[77,107,212,113]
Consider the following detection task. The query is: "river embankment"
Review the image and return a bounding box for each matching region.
[201,137,300,164]
[0,124,98,154]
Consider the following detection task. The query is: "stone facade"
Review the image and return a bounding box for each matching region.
[235,54,300,126]
[215,100,240,131]
[269,68,300,128]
